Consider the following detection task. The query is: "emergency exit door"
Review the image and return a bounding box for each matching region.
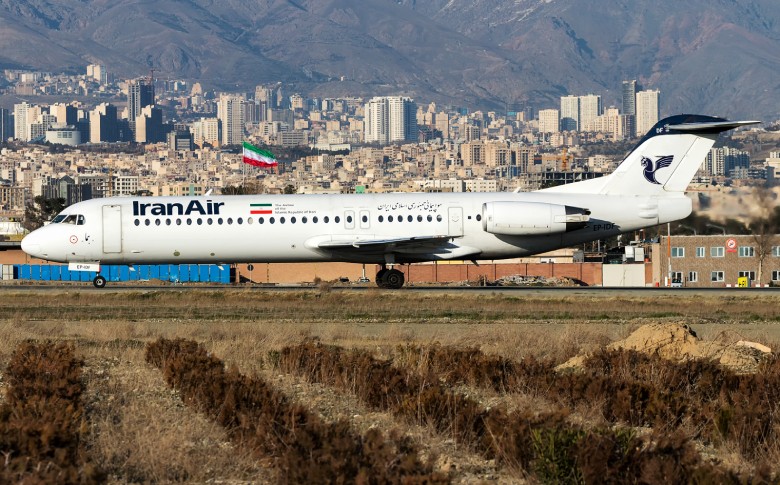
[102,205,122,253]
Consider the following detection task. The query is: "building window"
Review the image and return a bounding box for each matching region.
[671,271,683,283]
[738,271,756,280]
[688,271,698,283]
[738,246,755,257]
[772,246,780,257]
[772,270,780,281]
[711,271,725,282]
[696,247,705,258]
[671,247,685,258]
[711,247,724,258]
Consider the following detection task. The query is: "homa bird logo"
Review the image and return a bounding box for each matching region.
[640,155,674,184]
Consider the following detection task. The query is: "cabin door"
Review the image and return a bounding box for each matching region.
[448,207,464,237]
[102,205,123,253]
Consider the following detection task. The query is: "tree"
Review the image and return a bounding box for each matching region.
[748,188,780,285]
[283,184,296,194]
[24,196,66,231]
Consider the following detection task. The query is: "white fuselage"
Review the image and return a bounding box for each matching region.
[21,191,691,265]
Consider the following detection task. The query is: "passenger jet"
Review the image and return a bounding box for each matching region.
[22,115,758,288]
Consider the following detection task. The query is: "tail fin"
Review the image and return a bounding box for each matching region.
[541,115,759,196]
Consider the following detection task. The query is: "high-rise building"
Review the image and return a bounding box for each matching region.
[50,103,78,126]
[191,117,221,147]
[578,94,602,131]
[135,105,164,143]
[560,95,579,131]
[538,109,560,134]
[90,103,119,143]
[127,78,155,139]
[13,102,32,141]
[0,108,12,141]
[217,94,246,146]
[622,80,637,116]
[364,96,417,145]
[636,89,660,136]
[87,64,108,84]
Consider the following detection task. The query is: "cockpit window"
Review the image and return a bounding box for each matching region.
[62,215,78,224]
[51,214,67,223]
[77,215,85,225]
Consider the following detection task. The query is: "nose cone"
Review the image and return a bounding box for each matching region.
[21,230,46,260]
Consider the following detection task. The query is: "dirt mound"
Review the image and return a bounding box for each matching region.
[558,323,772,374]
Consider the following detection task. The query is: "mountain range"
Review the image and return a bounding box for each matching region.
[1,0,779,120]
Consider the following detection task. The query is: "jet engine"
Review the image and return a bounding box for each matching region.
[482,202,590,236]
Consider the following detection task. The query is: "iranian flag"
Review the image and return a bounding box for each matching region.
[242,141,278,168]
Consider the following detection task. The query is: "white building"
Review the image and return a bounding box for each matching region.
[364,96,417,145]
[560,95,579,131]
[192,117,221,147]
[538,109,560,134]
[636,89,660,136]
[217,94,246,146]
[578,94,602,131]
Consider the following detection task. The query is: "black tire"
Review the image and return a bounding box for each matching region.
[375,269,388,288]
[93,275,107,288]
[384,269,405,289]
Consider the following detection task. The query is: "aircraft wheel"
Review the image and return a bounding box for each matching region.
[375,269,388,288]
[93,275,107,289]
[384,269,405,289]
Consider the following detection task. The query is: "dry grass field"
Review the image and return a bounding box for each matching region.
[1,288,779,483]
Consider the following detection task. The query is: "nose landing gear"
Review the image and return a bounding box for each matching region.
[376,265,405,289]
[93,275,107,288]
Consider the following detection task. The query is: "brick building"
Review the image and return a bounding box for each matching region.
[657,235,780,287]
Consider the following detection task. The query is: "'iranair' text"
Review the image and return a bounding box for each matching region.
[132,200,226,216]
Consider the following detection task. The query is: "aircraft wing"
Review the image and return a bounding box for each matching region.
[308,235,482,260]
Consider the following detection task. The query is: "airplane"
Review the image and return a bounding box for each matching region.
[22,114,758,289]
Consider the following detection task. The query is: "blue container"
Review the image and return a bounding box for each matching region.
[119,266,130,281]
[199,265,209,282]
[60,267,71,281]
[148,265,160,281]
[40,265,51,281]
[30,265,41,280]
[189,265,199,282]
[178,265,189,282]
[80,271,92,282]
[49,265,61,281]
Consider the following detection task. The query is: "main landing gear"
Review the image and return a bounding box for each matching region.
[376,266,405,289]
[93,275,107,289]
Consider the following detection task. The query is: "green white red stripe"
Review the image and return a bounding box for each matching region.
[250,203,272,215]
[242,142,278,167]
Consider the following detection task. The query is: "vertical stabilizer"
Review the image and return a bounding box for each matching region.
[541,115,759,196]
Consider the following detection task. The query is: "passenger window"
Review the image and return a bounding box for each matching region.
[145,219,150,226]
[165,219,171,226]
[280,217,286,224]
[207,218,213,225]
[187,219,192,225]
[270,217,275,224]
[324,216,330,223]
[259,217,265,224]
[407,215,412,222]
[379,215,384,222]
[134,219,140,226]
[389,215,394,222]
[417,215,422,222]
[313,216,318,223]
[197,218,203,225]
[291,217,296,224]
[155,219,161,226]
[427,215,432,222]
[346,215,353,223]
[238,217,243,224]
[176,219,182,225]
[437,215,443,222]
[476,214,482,221]
[218,218,223,225]
[227,218,233,225]
[302,217,307,223]
[248,217,253,224]
[335,216,340,223]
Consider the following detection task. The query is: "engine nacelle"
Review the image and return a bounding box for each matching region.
[482,201,590,236]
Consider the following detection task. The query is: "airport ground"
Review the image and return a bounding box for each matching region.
[1,289,779,482]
